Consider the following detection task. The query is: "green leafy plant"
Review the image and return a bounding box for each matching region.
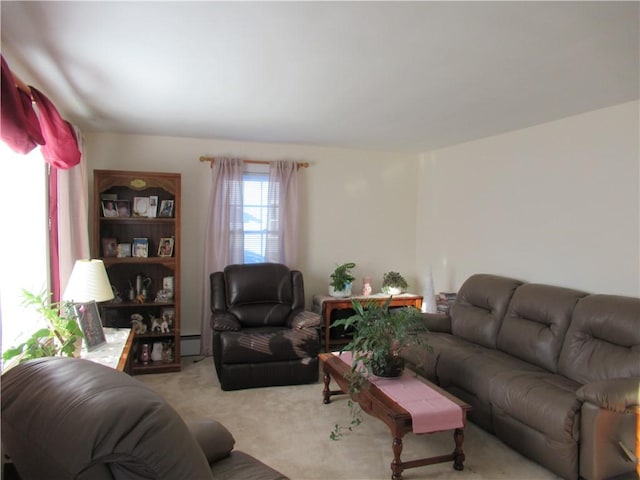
[2,289,83,371]
[334,297,429,378]
[329,398,363,440]
[381,271,408,294]
[330,262,356,291]
[328,298,431,439]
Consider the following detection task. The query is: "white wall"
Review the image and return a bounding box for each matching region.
[84,134,418,336]
[416,101,640,297]
[85,100,639,341]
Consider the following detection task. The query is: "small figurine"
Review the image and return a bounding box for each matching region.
[150,315,162,333]
[160,317,170,333]
[362,277,372,296]
[130,313,147,334]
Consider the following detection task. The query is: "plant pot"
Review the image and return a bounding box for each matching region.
[329,283,352,298]
[371,356,404,378]
[385,287,403,295]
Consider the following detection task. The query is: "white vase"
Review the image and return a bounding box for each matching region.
[386,287,402,295]
[151,342,163,362]
[329,283,352,297]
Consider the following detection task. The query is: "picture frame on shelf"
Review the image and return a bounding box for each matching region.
[159,199,174,218]
[73,300,107,351]
[115,200,130,217]
[158,237,174,257]
[117,243,131,258]
[148,195,158,218]
[132,238,149,258]
[101,200,118,217]
[101,237,118,257]
[133,196,151,217]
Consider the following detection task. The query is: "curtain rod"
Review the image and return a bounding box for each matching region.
[199,156,309,169]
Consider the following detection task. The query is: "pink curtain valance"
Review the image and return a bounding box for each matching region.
[0,55,80,169]
[1,56,44,153]
[30,87,81,169]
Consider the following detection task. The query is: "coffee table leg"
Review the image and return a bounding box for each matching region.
[391,436,404,480]
[452,428,466,470]
[323,369,332,404]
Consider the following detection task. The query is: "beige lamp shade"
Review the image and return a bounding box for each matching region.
[63,259,115,303]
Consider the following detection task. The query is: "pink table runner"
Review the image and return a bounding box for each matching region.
[335,351,464,434]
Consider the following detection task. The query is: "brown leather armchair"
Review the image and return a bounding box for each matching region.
[210,263,321,391]
[1,357,288,480]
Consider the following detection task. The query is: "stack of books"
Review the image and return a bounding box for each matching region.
[436,292,457,314]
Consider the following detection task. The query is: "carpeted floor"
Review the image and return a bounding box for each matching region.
[137,357,561,480]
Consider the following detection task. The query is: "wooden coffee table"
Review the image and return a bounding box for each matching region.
[320,352,471,480]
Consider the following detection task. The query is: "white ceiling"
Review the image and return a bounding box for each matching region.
[1,1,638,153]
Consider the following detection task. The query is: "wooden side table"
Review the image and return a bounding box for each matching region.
[313,294,423,352]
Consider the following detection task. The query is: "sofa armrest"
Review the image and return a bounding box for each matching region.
[186,419,236,464]
[576,377,640,413]
[422,312,452,333]
[287,310,321,329]
[211,311,241,331]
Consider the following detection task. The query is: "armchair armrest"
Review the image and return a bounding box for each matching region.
[211,311,241,331]
[576,377,640,413]
[287,310,321,329]
[186,419,235,463]
[422,312,452,333]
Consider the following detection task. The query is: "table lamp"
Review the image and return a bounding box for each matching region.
[63,259,114,303]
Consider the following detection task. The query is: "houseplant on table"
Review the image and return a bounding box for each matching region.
[381,271,408,295]
[333,296,430,378]
[329,262,356,297]
[328,297,430,439]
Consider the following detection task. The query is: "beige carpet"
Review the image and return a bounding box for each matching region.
[137,357,561,480]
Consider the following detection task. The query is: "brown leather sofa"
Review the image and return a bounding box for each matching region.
[402,274,639,480]
[1,357,288,480]
[210,263,321,391]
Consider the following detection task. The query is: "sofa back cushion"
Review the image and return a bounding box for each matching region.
[496,283,587,372]
[217,263,304,327]
[450,274,522,349]
[558,294,640,384]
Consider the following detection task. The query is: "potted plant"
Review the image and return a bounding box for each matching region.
[328,297,430,439]
[2,289,83,371]
[329,262,356,297]
[381,271,408,295]
[332,297,430,378]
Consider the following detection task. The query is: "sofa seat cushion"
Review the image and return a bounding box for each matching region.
[401,332,466,380]
[437,346,545,404]
[489,370,581,442]
[219,326,318,364]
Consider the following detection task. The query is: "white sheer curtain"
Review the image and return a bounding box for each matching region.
[200,157,244,356]
[265,160,299,267]
[57,127,90,295]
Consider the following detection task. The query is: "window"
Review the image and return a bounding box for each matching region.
[0,142,49,356]
[242,172,269,263]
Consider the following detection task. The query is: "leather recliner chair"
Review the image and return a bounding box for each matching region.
[210,263,321,391]
[1,357,288,480]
